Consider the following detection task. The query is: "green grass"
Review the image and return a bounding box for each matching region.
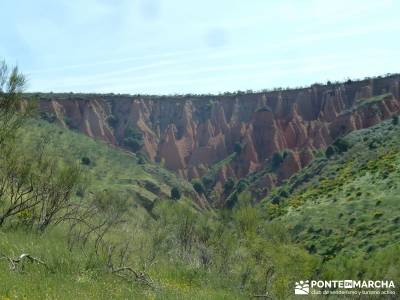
[0,119,250,299]
[355,93,392,107]
[0,226,247,300]
[259,119,400,279]
[0,228,143,300]
[2,112,400,299]
[202,153,236,181]
[17,118,194,206]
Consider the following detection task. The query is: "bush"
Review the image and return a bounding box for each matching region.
[81,156,91,165]
[225,193,238,209]
[236,180,248,193]
[201,175,214,190]
[170,186,181,200]
[136,153,147,164]
[40,112,57,123]
[64,116,78,130]
[107,115,119,127]
[333,138,349,153]
[392,115,399,125]
[325,145,336,158]
[191,179,205,195]
[223,178,235,195]
[271,151,288,170]
[326,138,350,157]
[233,142,242,155]
[123,127,144,152]
[271,195,281,204]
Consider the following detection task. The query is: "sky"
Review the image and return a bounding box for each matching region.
[1,0,399,95]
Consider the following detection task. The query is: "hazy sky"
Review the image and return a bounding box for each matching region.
[1,0,399,94]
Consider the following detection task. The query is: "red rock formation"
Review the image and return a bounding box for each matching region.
[38,75,400,198]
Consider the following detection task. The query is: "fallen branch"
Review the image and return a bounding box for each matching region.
[0,252,47,271]
[112,266,153,287]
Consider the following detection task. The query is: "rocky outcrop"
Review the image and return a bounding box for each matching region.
[38,75,400,201]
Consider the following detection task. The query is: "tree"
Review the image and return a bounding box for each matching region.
[0,61,81,231]
[0,140,81,230]
[170,187,181,200]
[0,60,32,148]
[35,161,81,231]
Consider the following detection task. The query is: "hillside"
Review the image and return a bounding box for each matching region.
[2,110,400,299]
[2,0,400,296]
[1,117,318,300]
[35,74,400,205]
[18,118,202,210]
[1,64,400,299]
[258,117,400,280]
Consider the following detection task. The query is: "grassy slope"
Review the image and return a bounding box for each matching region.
[3,115,400,299]
[0,227,243,300]
[260,118,400,279]
[0,119,244,300]
[18,118,193,205]
[0,229,141,299]
[231,94,397,203]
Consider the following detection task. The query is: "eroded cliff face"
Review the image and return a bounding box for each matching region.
[38,75,400,202]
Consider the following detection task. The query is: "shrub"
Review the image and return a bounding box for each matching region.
[191,179,205,195]
[40,112,57,123]
[136,153,147,164]
[271,195,281,205]
[348,218,356,225]
[64,116,78,130]
[325,145,336,158]
[107,115,119,127]
[123,127,143,152]
[201,175,214,190]
[223,178,235,195]
[333,138,349,153]
[236,180,248,193]
[307,244,317,254]
[81,156,91,165]
[225,193,238,209]
[326,138,349,158]
[392,115,399,125]
[233,142,242,155]
[279,189,289,198]
[170,186,181,200]
[368,141,377,149]
[271,151,288,170]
